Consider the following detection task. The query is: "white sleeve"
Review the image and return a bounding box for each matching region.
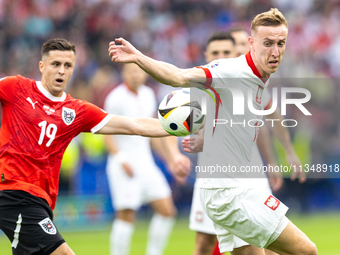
[198,58,240,88]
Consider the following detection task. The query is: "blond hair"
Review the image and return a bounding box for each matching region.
[251,8,287,35]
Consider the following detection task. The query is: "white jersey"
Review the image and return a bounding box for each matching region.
[104,83,158,174]
[198,52,271,188]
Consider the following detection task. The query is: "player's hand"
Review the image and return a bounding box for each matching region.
[121,162,134,177]
[181,133,204,153]
[286,152,306,183]
[108,38,141,63]
[267,171,283,192]
[169,153,191,179]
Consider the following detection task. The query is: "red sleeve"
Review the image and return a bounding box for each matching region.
[0,76,18,105]
[81,101,110,133]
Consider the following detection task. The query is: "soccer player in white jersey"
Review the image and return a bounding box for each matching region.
[185,29,301,255]
[104,63,188,255]
[185,32,274,255]
[108,8,317,255]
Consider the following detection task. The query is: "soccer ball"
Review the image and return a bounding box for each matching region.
[158,89,205,136]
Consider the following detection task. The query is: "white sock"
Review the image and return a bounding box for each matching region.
[146,214,175,255]
[110,219,134,255]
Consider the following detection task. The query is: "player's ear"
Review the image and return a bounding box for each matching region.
[39,61,44,73]
[248,36,254,49]
[204,51,208,63]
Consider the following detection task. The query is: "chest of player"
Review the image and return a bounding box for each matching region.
[10,94,83,148]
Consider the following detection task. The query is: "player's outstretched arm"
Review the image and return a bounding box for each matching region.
[97,115,169,137]
[108,38,206,87]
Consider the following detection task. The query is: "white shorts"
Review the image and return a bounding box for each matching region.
[189,178,272,249]
[106,160,171,210]
[200,185,289,252]
[189,180,216,235]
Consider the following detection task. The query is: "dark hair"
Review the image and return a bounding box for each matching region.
[206,31,235,47]
[41,38,76,57]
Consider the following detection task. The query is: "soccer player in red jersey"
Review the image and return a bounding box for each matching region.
[0,38,177,255]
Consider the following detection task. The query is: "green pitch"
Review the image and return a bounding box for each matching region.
[0,214,339,254]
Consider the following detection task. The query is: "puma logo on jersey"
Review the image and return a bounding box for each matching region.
[27,97,38,109]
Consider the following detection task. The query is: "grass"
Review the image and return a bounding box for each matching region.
[1,214,339,254]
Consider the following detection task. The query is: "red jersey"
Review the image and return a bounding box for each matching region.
[0,75,112,209]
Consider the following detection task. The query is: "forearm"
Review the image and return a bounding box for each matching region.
[268,110,295,154]
[257,125,277,166]
[135,54,190,87]
[134,118,170,137]
[98,115,169,137]
[109,38,205,87]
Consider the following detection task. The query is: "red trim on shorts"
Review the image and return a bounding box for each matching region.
[212,240,223,255]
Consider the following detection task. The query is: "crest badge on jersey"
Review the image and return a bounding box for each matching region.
[264,195,280,211]
[62,107,76,125]
[38,217,57,235]
[195,211,204,223]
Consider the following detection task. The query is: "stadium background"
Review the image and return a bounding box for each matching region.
[0,0,339,254]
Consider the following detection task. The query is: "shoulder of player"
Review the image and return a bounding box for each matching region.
[0,74,32,85]
[16,74,35,83]
[204,57,244,71]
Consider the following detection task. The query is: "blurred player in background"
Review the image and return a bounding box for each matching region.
[108,8,317,255]
[185,29,301,255]
[104,63,190,255]
[0,38,171,255]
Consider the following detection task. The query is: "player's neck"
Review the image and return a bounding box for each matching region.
[250,51,270,79]
[41,80,64,98]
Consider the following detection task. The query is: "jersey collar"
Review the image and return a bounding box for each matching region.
[36,81,67,102]
[245,51,269,85]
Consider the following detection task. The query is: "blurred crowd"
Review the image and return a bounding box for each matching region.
[0,0,340,211]
[0,0,340,81]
